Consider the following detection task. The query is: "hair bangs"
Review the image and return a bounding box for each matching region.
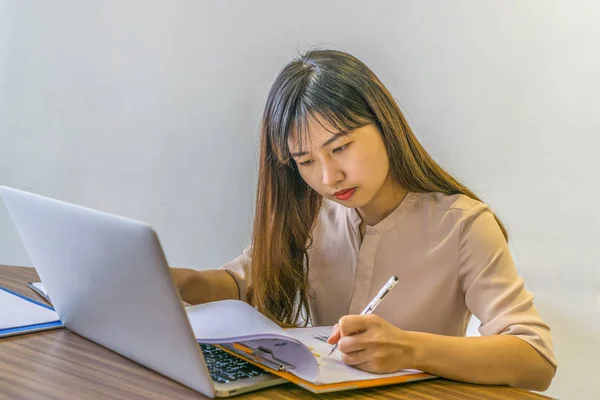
[271,92,374,166]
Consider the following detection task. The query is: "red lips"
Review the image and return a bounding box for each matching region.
[334,188,356,201]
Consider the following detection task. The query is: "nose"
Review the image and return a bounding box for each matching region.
[321,159,344,187]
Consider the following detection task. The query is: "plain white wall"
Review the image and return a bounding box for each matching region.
[1,1,598,398]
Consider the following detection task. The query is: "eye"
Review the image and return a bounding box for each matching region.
[333,143,350,153]
[298,159,314,167]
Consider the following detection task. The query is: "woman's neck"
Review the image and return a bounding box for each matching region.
[357,175,407,227]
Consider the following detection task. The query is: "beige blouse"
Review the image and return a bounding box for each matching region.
[222,192,557,369]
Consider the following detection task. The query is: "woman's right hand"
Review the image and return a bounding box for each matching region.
[168,267,240,305]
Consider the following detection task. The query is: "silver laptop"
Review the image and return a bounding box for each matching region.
[0,186,286,398]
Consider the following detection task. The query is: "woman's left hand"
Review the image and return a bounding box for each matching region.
[327,314,418,374]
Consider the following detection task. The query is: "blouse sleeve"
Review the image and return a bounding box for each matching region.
[457,202,557,370]
[220,245,252,301]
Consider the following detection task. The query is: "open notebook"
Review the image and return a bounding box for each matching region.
[0,286,62,338]
[187,300,435,393]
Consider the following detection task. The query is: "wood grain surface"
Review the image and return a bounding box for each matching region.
[0,265,554,399]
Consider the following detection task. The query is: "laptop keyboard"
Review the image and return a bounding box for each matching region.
[199,343,268,384]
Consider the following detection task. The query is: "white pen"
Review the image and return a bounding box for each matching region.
[329,275,399,355]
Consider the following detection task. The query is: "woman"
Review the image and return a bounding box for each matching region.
[171,49,556,390]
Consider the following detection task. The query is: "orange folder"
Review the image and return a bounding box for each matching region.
[215,343,436,394]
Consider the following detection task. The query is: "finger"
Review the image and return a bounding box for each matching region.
[338,314,378,337]
[327,324,340,344]
[353,361,380,374]
[336,332,369,354]
[340,349,369,366]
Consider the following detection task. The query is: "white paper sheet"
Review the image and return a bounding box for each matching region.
[184,301,423,385]
[287,326,423,384]
[32,282,49,297]
[32,282,47,294]
[186,299,298,343]
[0,288,59,330]
[238,337,319,381]
[186,300,319,380]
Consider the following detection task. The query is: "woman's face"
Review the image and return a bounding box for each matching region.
[288,117,391,209]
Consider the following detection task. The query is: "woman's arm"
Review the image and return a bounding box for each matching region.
[413,329,555,391]
[169,268,239,304]
[329,314,555,391]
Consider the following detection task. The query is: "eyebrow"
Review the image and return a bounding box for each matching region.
[290,132,349,158]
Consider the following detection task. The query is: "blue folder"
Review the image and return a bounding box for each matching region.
[0,285,63,338]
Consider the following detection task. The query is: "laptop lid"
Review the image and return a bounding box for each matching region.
[0,186,215,398]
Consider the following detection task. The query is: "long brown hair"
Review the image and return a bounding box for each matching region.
[246,49,508,326]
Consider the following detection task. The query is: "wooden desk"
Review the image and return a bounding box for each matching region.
[0,265,553,400]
